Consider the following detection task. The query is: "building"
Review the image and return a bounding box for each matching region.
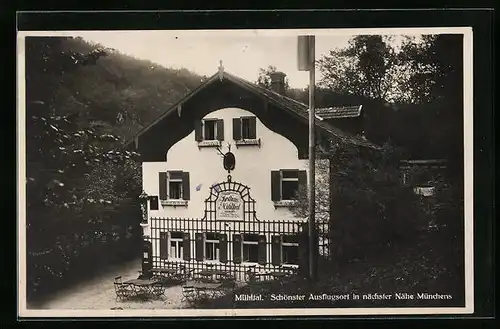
[127,64,377,281]
[400,159,448,196]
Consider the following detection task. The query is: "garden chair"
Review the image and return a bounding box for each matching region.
[114,276,133,301]
[150,282,166,298]
[181,285,198,304]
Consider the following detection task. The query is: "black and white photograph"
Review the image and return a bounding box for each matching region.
[17,26,474,317]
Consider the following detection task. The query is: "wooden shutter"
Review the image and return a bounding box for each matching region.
[182,172,190,200]
[257,235,267,265]
[195,233,205,261]
[219,233,228,263]
[249,116,257,139]
[194,120,203,141]
[216,119,224,141]
[160,232,169,260]
[149,196,159,210]
[271,235,282,266]
[159,172,168,200]
[232,234,242,264]
[232,118,241,140]
[271,170,281,201]
[298,170,307,192]
[182,233,191,261]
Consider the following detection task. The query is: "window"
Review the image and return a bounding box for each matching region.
[169,232,184,259]
[271,169,307,202]
[233,116,257,141]
[241,117,254,139]
[195,119,224,143]
[242,234,260,263]
[168,172,183,200]
[159,171,190,203]
[204,119,217,140]
[282,235,299,264]
[205,232,220,261]
[281,170,299,200]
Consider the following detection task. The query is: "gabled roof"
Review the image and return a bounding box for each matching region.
[316,105,362,119]
[125,70,380,150]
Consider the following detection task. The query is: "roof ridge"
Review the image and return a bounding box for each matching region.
[223,71,308,109]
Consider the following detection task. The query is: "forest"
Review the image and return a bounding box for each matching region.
[25,36,204,302]
[24,34,464,304]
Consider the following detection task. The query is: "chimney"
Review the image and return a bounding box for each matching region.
[269,71,286,95]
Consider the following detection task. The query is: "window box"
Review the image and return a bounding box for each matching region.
[161,199,188,207]
[197,140,222,148]
[273,200,297,208]
[235,138,261,147]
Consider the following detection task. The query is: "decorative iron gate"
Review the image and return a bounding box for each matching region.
[148,217,307,281]
[145,177,310,281]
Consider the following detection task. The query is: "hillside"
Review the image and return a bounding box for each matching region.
[27,36,205,141]
[24,36,205,302]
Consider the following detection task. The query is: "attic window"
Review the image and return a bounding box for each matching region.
[204,119,217,140]
[195,119,224,146]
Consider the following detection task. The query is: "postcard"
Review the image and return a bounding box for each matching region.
[17,25,474,318]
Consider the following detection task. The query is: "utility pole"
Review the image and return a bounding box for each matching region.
[298,35,317,281]
[307,36,317,281]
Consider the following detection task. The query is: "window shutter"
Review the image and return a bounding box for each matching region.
[194,120,203,141]
[232,234,242,264]
[219,233,228,263]
[159,172,168,200]
[249,116,257,139]
[298,170,307,191]
[232,118,241,140]
[271,235,282,265]
[257,235,267,265]
[182,172,190,200]
[160,232,168,259]
[271,170,281,201]
[149,196,159,210]
[216,119,224,141]
[195,233,205,261]
[182,233,191,261]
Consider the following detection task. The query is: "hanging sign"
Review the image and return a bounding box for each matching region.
[216,190,244,221]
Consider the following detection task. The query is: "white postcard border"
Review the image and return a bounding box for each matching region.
[17,26,474,318]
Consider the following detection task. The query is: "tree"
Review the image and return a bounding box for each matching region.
[256,65,290,91]
[292,142,427,263]
[25,37,142,299]
[317,35,399,102]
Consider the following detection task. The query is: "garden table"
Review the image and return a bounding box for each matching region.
[195,269,232,283]
[123,278,165,298]
[190,281,226,298]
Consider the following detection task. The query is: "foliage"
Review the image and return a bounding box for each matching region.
[317,35,400,101]
[24,36,203,301]
[256,65,290,91]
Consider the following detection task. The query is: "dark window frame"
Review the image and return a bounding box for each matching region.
[203,118,218,141]
[280,170,299,201]
[242,234,260,263]
[205,232,220,261]
[167,172,183,200]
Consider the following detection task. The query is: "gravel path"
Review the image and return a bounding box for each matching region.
[34,259,185,310]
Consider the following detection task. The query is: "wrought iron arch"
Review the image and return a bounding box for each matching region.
[202,175,258,222]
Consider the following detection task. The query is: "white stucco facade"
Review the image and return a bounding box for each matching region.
[142,107,321,225]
